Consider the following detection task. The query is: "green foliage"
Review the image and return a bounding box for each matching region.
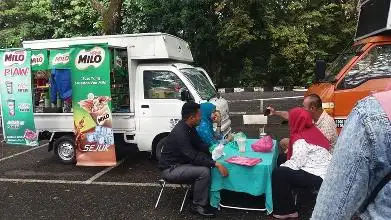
[0,0,359,87]
[51,0,101,38]
[0,0,54,48]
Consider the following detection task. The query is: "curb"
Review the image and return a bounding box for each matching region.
[218,86,308,93]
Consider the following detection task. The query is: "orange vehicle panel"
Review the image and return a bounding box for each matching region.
[334,79,391,117]
[308,35,391,132]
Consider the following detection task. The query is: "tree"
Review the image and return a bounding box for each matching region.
[0,0,54,48]
[120,0,147,33]
[262,0,359,86]
[51,0,101,38]
[0,0,359,87]
[91,0,123,34]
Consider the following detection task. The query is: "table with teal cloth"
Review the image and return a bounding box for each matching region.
[210,139,278,214]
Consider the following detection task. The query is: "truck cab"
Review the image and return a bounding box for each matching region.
[195,67,216,90]
[22,33,231,164]
[306,0,391,130]
[307,36,391,129]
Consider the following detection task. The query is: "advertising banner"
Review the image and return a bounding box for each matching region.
[31,49,49,71]
[49,49,70,69]
[0,49,38,146]
[70,44,116,166]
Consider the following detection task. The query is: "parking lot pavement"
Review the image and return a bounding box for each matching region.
[97,152,160,183]
[0,92,315,219]
[0,141,46,159]
[0,181,315,220]
[0,143,316,220]
[0,144,105,181]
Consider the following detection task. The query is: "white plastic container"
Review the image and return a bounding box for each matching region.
[237,138,246,153]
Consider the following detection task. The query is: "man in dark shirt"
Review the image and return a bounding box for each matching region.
[159,102,228,217]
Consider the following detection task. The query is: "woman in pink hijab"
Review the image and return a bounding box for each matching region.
[272,108,332,219]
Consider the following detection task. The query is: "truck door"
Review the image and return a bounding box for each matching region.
[334,43,391,129]
[135,65,188,150]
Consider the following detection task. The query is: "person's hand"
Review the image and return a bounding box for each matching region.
[215,162,228,177]
[226,134,233,142]
[267,105,276,115]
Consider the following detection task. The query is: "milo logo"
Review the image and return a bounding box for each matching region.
[75,47,105,70]
[31,53,44,66]
[97,113,110,125]
[52,53,70,65]
[3,50,26,67]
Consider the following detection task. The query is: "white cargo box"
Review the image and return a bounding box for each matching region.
[23,33,193,62]
[355,0,391,41]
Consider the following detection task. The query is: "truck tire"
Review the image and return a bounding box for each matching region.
[155,137,167,161]
[151,133,169,161]
[53,136,76,165]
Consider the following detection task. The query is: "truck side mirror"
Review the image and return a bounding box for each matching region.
[180,89,193,102]
[315,60,326,81]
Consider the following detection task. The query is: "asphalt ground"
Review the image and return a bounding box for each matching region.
[0,91,316,220]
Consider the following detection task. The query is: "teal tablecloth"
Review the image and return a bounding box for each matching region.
[210,139,278,214]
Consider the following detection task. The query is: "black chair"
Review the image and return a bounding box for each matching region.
[154,137,191,212]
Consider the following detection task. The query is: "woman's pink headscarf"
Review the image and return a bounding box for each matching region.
[287,107,331,159]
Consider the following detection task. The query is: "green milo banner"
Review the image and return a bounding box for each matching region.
[31,49,49,71]
[0,49,38,146]
[49,49,70,69]
[70,44,116,166]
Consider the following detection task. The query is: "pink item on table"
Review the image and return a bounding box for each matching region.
[225,156,262,166]
[251,135,273,152]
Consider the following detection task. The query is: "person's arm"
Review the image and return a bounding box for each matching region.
[311,97,389,220]
[176,132,229,176]
[176,130,215,168]
[275,111,289,120]
[267,106,289,120]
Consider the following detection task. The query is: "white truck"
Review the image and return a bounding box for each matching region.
[23,33,231,164]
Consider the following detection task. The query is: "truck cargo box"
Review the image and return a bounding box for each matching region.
[355,0,391,41]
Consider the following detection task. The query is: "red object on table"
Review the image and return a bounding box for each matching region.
[225,156,262,167]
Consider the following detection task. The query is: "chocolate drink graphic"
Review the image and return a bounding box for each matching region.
[5,81,13,94]
[7,99,15,116]
[78,93,112,127]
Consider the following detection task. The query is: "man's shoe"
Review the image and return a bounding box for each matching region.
[190,204,216,218]
[272,212,299,219]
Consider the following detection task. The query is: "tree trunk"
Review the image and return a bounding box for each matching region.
[91,0,123,35]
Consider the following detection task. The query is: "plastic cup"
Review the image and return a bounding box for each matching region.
[237,138,246,153]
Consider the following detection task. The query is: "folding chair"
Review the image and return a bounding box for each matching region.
[154,137,192,213]
[154,179,191,213]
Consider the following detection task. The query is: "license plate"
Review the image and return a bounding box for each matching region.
[335,118,346,128]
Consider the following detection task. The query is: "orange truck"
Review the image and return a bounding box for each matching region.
[306,0,391,130]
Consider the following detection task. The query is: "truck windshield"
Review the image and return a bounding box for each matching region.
[325,44,364,82]
[180,68,217,100]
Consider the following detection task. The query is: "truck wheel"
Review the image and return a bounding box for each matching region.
[54,136,76,165]
[151,134,169,161]
[155,137,167,161]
